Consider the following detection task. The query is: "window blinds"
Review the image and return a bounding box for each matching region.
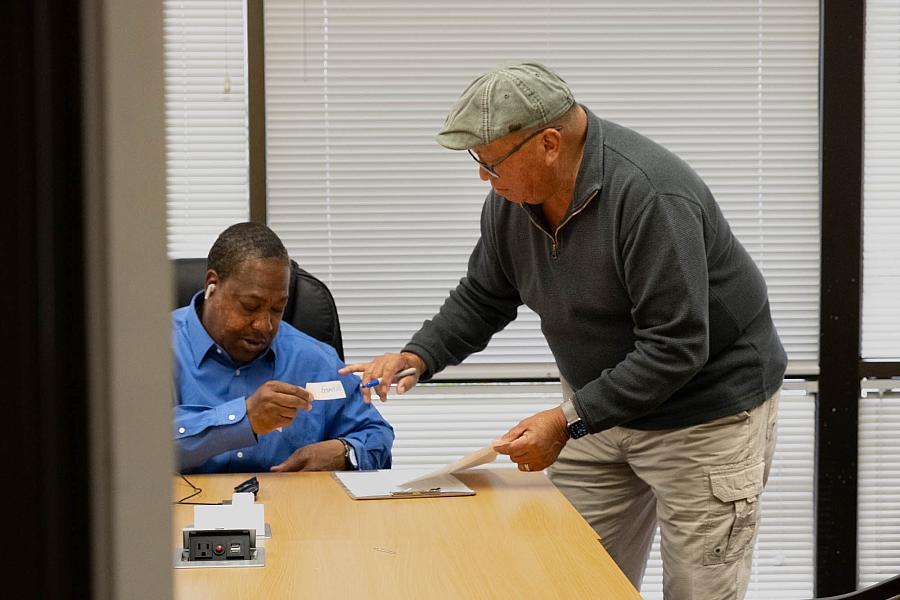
[862,0,900,360]
[164,0,250,258]
[263,0,820,373]
[859,384,900,588]
[858,2,900,588]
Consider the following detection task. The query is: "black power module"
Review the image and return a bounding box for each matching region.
[186,529,252,561]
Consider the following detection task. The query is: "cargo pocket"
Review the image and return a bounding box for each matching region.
[702,460,765,565]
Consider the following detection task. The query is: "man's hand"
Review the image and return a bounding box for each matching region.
[245,380,313,435]
[338,351,425,403]
[492,407,569,472]
[270,439,346,472]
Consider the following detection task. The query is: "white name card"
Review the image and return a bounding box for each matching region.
[306,380,346,400]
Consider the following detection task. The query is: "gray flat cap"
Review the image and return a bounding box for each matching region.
[436,62,575,150]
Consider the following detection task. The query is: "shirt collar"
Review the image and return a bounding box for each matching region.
[519,105,605,225]
[568,104,605,214]
[184,291,278,368]
[185,292,219,367]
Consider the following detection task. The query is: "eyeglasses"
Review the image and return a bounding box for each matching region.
[467,126,562,179]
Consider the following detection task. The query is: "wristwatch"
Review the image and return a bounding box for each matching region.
[338,438,359,470]
[560,398,589,439]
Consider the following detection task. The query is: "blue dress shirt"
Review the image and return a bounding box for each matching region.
[173,293,394,473]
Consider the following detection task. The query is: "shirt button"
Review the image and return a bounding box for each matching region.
[228,414,236,421]
[235,369,241,376]
[236,451,244,459]
[178,427,185,434]
[216,348,222,354]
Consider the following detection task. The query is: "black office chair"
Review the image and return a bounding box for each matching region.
[172,257,345,360]
[810,575,900,600]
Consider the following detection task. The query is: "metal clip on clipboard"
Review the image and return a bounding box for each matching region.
[389,487,443,498]
[333,447,497,500]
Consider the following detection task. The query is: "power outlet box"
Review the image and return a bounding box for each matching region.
[186,529,252,561]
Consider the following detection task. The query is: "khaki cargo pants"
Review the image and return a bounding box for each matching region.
[548,390,779,600]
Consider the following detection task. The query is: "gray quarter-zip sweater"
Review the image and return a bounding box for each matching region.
[404,107,787,432]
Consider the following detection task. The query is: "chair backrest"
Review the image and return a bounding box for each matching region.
[172,258,344,360]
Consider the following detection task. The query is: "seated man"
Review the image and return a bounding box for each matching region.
[173,222,394,473]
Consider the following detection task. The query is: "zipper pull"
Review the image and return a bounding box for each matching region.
[551,241,558,260]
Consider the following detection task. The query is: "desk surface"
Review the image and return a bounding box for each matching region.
[173,469,641,599]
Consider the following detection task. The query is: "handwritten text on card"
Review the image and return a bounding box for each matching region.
[306,380,346,400]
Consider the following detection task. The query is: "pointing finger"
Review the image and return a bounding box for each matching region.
[338,362,370,376]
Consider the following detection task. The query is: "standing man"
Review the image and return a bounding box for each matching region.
[174,222,393,474]
[341,63,785,599]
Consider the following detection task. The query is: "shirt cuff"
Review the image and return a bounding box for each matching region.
[214,397,256,448]
[342,438,360,470]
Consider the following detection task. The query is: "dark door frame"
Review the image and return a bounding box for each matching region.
[6,1,92,598]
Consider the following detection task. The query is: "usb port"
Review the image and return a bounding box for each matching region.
[229,543,242,553]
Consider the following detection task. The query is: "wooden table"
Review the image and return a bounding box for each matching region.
[173,469,641,599]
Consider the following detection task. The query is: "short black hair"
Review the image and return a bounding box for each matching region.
[207,222,290,280]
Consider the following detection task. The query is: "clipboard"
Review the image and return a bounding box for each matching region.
[398,446,497,488]
[332,470,475,500]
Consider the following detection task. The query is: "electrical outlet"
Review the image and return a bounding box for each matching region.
[193,541,212,559]
[185,530,252,561]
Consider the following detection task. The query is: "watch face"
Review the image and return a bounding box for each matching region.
[568,420,589,439]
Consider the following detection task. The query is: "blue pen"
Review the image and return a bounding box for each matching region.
[361,367,418,388]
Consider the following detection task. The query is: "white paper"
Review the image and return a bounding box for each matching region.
[306,380,346,400]
[398,446,498,488]
[334,470,474,499]
[194,492,265,536]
